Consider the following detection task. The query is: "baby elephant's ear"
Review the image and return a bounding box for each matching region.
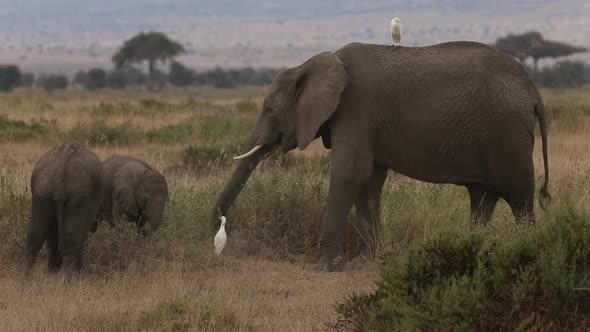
[112,164,139,217]
[294,52,348,150]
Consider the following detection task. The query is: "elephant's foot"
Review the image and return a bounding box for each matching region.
[358,244,379,260]
[47,256,63,273]
[348,255,372,270]
[316,255,345,272]
[24,254,37,277]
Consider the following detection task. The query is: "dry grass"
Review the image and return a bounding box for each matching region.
[0,86,589,331]
[0,260,376,331]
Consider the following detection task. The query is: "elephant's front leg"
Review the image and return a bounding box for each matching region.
[319,175,361,271]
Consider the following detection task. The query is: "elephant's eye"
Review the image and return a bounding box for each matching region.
[264,106,272,114]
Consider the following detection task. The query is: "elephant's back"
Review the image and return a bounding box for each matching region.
[32,142,102,198]
[102,155,145,179]
[336,41,535,92]
[336,41,540,120]
[336,42,540,185]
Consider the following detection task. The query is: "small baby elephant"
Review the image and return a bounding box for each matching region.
[26,141,103,274]
[98,155,168,233]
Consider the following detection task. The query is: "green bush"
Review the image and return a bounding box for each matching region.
[169,61,197,87]
[107,66,147,89]
[334,205,590,331]
[84,68,107,90]
[37,74,68,92]
[228,171,328,259]
[0,65,21,92]
[19,72,35,88]
[537,61,590,88]
[0,116,50,142]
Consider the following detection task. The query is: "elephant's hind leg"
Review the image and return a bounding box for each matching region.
[25,197,55,275]
[61,197,92,271]
[466,185,499,226]
[507,195,536,225]
[46,220,63,272]
[355,164,388,259]
[497,155,536,225]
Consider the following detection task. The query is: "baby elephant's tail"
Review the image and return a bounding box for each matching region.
[534,103,551,211]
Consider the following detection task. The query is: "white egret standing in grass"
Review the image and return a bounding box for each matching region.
[391,17,402,46]
[214,216,227,255]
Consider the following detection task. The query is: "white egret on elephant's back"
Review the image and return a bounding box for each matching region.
[214,216,227,255]
[391,17,401,46]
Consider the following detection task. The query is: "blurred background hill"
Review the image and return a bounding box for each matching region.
[0,0,588,74]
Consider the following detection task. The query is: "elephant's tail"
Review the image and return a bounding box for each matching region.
[55,142,77,252]
[56,199,65,252]
[534,103,551,211]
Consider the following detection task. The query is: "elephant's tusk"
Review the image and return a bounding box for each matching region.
[233,145,263,160]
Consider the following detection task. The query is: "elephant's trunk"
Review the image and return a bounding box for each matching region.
[144,201,165,232]
[211,142,275,228]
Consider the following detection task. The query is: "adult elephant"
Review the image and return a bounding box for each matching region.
[212,41,551,271]
[97,155,168,233]
[26,141,103,274]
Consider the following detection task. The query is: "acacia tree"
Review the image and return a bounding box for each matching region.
[527,40,587,75]
[112,31,184,89]
[494,31,587,76]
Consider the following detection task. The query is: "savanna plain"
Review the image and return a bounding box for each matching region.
[0,86,589,331]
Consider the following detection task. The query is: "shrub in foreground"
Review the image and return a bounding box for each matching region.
[335,205,590,331]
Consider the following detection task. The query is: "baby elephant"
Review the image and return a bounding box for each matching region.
[26,141,103,274]
[98,155,168,233]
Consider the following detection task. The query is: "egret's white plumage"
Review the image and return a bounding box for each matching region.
[391,17,402,46]
[214,216,227,255]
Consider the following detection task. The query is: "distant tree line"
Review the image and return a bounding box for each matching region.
[533,61,590,88]
[2,60,588,92]
[168,62,282,88]
[1,30,588,92]
[71,64,281,90]
[0,63,281,93]
[0,65,70,92]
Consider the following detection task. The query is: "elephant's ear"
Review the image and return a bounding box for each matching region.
[294,52,348,150]
[112,164,139,217]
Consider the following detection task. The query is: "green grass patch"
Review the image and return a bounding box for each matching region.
[181,143,243,171]
[90,101,136,117]
[0,115,52,142]
[138,296,244,331]
[147,121,199,143]
[544,93,590,129]
[67,120,144,146]
[235,98,258,112]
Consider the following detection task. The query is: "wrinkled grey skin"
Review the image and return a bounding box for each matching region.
[212,41,551,271]
[97,155,168,233]
[26,141,103,274]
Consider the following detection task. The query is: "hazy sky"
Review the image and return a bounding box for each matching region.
[0,0,587,72]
